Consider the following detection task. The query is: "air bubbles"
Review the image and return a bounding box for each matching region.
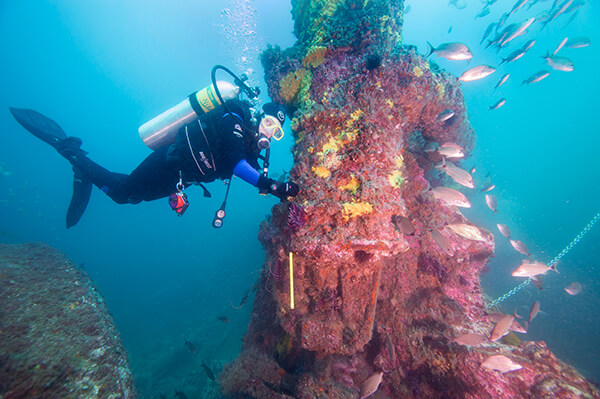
[218,0,264,72]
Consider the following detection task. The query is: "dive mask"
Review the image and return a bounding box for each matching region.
[257,115,284,149]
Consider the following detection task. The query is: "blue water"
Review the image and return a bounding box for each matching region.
[1,0,598,396]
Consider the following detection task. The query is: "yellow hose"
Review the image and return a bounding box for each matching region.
[289,251,295,309]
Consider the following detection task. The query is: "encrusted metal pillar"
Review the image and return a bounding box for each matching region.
[219,1,600,398]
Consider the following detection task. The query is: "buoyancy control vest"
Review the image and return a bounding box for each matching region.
[167,99,260,183]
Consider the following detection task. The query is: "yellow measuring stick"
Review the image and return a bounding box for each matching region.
[289,251,295,309]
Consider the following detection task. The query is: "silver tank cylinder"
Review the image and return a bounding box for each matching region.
[138,81,239,150]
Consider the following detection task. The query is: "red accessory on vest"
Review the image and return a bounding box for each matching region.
[169,192,189,216]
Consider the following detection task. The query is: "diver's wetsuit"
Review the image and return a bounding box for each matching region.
[69,100,264,204]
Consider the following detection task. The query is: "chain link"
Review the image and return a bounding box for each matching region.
[488,211,600,308]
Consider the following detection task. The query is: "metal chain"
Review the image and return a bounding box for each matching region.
[488,211,600,308]
[547,211,600,266]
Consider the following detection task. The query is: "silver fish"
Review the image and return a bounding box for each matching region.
[521,70,550,85]
[481,355,523,373]
[481,23,497,45]
[442,160,475,188]
[448,0,467,9]
[427,42,473,61]
[475,7,491,19]
[456,1,467,9]
[565,0,584,14]
[391,215,415,235]
[510,239,530,256]
[564,282,582,295]
[487,29,509,49]
[381,326,396,365]
[508,0,530,16]
[543,0,573,28]
[424,142,439,153]
[446,223,487,241]
[431,230,454,255]
[512,260,557,278]
[500,17,535,47]
[500,49,526,65]
[487,312,509,323]
[496,223,511,238]
[495,73,510,89]
[430,186,471,208]
[452,333,488,346]
[566,36,591,49]
[550,0,562,15]
[495,22,516,39]
[528,300,540,323]
[490,313,514,341]
[543,55,575,72]
[496,13,509,31]
[562,9,578,28]
[485,194,498,213]
[487,312,526,333]
[470,166,476,174]
[438,143,465,158]
[489,99,506,110]
[440,142,462,149]
[437,109,455,123]
[481,183,495,192]
[552,37,568,56]
[360,371,383,399]
[458,65,496,82]
[522,39,536,52]
[510,319,528,333]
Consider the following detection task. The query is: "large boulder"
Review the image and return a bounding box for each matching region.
[0,243,136,398]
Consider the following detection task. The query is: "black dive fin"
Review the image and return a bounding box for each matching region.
[9,107,67,146]
[66,173,92,229]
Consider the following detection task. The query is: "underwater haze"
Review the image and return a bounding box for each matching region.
[1,0,599,397]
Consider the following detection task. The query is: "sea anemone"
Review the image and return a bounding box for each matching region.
[365,53,382,70]
[288,202,307,231]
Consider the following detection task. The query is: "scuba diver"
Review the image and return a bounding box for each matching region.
[9,65,299,228]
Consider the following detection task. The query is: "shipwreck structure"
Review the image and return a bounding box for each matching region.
[220,1,599,398]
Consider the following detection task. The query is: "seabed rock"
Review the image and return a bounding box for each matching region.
[219,1,599,398]
[0,243,136,398]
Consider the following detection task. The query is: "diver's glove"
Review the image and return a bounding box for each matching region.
[258,175,299,199]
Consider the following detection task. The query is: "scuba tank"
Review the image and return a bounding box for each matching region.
[139,80,240,150]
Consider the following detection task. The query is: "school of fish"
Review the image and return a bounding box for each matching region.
[428,0,591,111]
[421,0,590,379]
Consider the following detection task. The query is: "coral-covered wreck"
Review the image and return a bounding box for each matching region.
[220,0,599,398]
